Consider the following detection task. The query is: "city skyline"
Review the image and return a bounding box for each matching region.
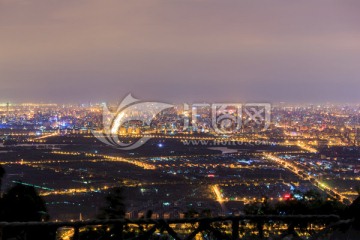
[1,1,360,238]
[1,0,360,103]
[1,101,360,222]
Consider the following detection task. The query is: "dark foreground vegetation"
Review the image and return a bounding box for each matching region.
[0,164,359,239]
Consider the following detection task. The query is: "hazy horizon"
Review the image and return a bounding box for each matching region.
[1,0,360,103]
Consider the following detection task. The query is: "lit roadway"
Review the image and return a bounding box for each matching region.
[92,132,269,143]
[296,142,318,153]
[34,131,60,140]
[212,184,227,213]
[263,153,350,203]
[52,151,156,170]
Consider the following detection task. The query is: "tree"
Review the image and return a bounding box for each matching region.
[244,197,274,215]
[82,187,126,240]
[1,182,48,221]
[0,183,52,240]
[243,190,346,216]
[98,187,126,220]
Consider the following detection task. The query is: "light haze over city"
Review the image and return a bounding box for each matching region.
[1,0,360,103]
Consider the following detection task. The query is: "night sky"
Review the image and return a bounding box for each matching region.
[1,0,360,103]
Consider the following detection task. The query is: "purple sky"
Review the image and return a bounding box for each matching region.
[1,0,360,104]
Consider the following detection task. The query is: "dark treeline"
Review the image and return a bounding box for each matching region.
[0,164,359,239]
[0,165,52,239]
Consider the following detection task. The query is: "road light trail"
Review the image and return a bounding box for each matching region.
[263,153,349,203]
[296,142,318,153]
[212,184,227,213]
[34,132,60,140]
